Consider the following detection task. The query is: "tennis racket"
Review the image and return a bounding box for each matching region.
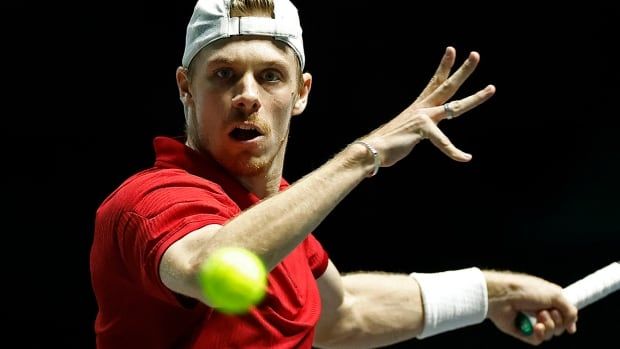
[515,261,620,336]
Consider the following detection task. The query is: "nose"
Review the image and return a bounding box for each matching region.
[231,73,261,116]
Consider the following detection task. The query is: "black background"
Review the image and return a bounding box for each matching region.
[6,1,619,348]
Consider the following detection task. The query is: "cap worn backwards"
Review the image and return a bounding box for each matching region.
[182,0,305,69]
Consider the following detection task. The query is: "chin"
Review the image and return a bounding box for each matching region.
[227,157,269,177]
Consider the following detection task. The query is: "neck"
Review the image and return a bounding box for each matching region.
[186,132,289,199]
[237,170,281,199]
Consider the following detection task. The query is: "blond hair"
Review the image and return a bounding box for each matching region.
[230,0,274,17]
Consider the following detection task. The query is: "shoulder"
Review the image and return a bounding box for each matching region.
[97,167,236,219]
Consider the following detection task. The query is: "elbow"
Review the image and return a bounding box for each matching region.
[160,247,204,300]
[313,297,363,349]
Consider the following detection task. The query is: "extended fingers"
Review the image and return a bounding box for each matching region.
[423,51,481,106]
[419,120,472,162]
[415,47,456,104]
[430,85,496,122]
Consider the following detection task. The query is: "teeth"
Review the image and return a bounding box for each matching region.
[237,124,257,131]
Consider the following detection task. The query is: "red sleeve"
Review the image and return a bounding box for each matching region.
[304,233,329,279]
[116,171,240,305]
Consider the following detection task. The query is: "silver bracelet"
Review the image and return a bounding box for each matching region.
[353,140,380,177]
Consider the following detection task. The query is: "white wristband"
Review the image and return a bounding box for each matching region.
[410,267,488,338]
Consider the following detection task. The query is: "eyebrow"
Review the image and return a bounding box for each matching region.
[206,57,236,67]
[206,56,292,72]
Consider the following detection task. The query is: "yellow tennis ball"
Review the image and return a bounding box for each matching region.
[197,247,267,314]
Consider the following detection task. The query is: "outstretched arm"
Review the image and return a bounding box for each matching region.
[161,47,493,305]
[313,262,578,349]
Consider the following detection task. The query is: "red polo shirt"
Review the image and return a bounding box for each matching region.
[91,136,329,349]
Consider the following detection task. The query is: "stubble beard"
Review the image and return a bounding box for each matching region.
[231,131,288,178]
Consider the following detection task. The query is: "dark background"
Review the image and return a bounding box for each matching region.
[7,0,618,347]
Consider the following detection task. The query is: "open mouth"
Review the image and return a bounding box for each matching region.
[229,124,263,141]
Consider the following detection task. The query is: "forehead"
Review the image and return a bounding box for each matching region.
[194,36,298,70]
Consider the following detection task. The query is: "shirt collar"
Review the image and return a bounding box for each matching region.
[153,136,289,208]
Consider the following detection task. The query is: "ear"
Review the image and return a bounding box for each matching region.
[292,72,312,116]
[176,66,193,104]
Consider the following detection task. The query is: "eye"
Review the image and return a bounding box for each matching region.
[214,68,234,80]
[261,69,282,82]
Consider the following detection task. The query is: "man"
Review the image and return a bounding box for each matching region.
[90,0,578,348]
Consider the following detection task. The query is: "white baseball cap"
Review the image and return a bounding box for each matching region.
[182,0,305,69]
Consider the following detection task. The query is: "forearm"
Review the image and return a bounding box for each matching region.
[201,143,372,271]
[314,267,575,349]
[316,272,424,349]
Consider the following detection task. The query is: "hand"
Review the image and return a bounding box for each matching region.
[361,46,495,166]
[484,271,578,346]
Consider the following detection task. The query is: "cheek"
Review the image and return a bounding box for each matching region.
[196,96,228,122]
[269,100,294,133]
[268,90,296,116]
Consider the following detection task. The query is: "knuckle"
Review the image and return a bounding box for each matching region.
[570,307,578,319]
[450,100,461,114]
[441,80,454,92]
[406,114,427,132]
[439,137,452,148]
[417,113,431,123]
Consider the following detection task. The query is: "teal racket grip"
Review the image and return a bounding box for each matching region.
[515,312,537,336]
